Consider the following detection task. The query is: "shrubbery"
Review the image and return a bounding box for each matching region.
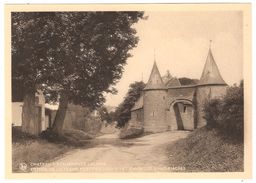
[119,120,144,139]
[40,128,93,146]
[203,81,244,141]
[119,127,144,139]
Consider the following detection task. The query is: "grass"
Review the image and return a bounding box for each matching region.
[166,127,244,172]
[12,139,72,173]
[12,127,74,173]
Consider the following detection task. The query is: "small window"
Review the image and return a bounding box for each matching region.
[183,106,187,113]
[163,96,165,100]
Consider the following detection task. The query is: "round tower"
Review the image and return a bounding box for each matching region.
[196,48,227,128]
[143,61,167,132]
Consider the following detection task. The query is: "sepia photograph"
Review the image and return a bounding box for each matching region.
[5,3,252,179]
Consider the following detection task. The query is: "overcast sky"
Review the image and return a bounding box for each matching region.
[105,11,243,107]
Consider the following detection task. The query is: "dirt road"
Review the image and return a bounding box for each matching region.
[32,131,190,172]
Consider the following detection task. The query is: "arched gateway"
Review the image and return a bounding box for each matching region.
[169,99,194,131]
[129,48,227,133]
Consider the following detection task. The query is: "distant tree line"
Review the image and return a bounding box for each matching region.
[179,77,199,85]
[115,81,146,127]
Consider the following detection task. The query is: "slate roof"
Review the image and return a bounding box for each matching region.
[165,77,181,87]
[144,61,165,90]
[131,95,143,111]
[198,49,226,85]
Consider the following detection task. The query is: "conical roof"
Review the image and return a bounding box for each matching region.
[198,49,226,85]
[144,61,165,90]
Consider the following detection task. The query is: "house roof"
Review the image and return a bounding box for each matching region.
[165,77,181,87]
[131,95,143,111]
[198,49,226,85]
[144,61,165,90]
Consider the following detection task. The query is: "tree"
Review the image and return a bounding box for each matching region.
[115,81,145,127]
[179,77,199,85]
[12,12,145,134]
[98,106,111,123]
[109,111,117,122]
[162,70,172,83]
[204,80,244,141]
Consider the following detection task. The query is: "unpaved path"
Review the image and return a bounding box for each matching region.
[32,131,190,172]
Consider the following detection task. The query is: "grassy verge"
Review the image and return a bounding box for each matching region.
[12,139,73,172]
[167,127,243,172]
[12,127,73,173]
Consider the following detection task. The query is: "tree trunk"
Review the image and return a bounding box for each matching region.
[52,91,69,134]
[22,91,37,135]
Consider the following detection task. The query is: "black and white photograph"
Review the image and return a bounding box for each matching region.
[5,3,252,179]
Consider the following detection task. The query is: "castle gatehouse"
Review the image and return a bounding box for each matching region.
[130,48,227,133]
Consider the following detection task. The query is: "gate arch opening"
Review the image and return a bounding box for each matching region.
[170,99,195,131]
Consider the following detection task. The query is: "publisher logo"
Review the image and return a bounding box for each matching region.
[19,163,27,171]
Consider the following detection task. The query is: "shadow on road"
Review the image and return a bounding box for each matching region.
[79,134,150,149]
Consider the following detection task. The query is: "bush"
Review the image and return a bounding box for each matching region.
[204,81,244,141]
[119,119,144,139]
[40,128,93,146]
[119,127,144,139]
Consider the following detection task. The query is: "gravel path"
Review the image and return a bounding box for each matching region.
[32,131,190,172]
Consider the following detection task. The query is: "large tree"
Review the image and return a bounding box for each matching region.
[12,12,144,134]
[115,81,145,127]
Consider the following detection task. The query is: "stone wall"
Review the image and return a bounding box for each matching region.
[62,103,102,135]
[143,89,167,132]
[166,87,195,103]
[12,102,23,126]
[131,108,144,123]
[130,84,226,133]
[166,108,177,130]
[178,103,194,130]
[62,103,89,130]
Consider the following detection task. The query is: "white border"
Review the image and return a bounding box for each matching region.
[0,0,255,182]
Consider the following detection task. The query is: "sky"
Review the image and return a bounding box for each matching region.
[105,11,243,107]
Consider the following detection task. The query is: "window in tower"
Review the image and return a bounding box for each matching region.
[183,106,187,113]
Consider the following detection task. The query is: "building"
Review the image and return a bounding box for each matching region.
[12,90,57,135]
[129,48,227,133]
[12,102,23,126]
